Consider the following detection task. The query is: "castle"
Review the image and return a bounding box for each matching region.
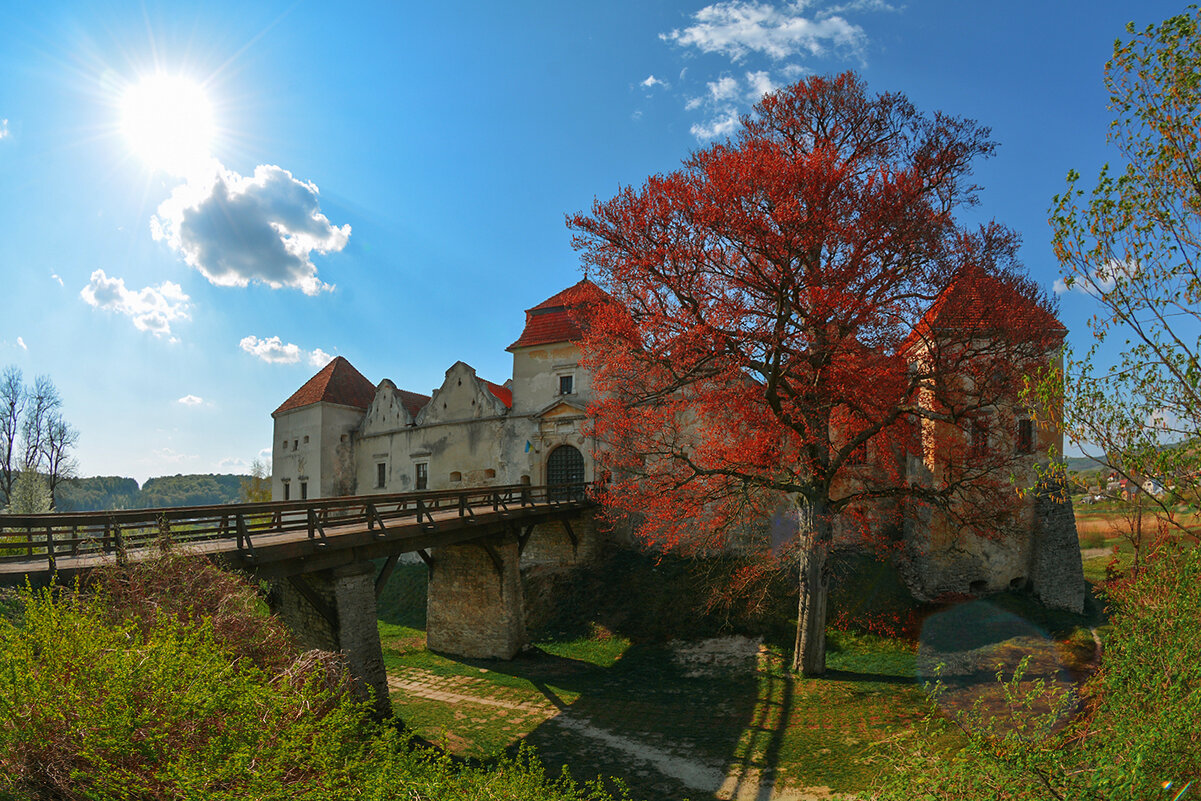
[271,276,1084,612]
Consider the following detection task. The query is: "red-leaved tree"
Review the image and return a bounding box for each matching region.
[568,73,1061,674]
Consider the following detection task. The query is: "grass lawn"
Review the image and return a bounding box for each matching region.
[375,560,1098,801]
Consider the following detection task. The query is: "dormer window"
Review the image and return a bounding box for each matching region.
[559,374,574,396]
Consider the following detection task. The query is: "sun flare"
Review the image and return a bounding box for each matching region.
[120,74,215,176]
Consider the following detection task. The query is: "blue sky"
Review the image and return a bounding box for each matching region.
[0,0,1185,481]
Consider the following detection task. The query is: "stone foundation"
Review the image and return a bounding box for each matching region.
[269,562,391,719]
[1030,480,1086,613]
[519,512,604,567]
[426,533,528,658]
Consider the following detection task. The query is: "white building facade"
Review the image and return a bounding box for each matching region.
[271,280,607,502]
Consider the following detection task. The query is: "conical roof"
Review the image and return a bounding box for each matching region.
[272,356,376,416]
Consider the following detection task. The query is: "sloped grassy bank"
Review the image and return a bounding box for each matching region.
[0,553,627,801]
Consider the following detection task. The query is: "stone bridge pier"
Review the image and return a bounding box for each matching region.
[269,562,392,719]
[426,530,528,659]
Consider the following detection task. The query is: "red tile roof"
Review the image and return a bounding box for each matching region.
[482,380,513,409]
[507,279,612,350]
[396,388,431,418]
[273,356,377,416]
[902,267,1065,352]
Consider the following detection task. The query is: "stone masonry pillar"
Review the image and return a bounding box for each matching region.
[269,562,392,719]
[426,533,528,659]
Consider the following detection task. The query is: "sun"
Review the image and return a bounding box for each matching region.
[120,74,215,177]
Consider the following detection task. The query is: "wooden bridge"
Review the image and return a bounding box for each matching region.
[0,483,597,719]
[0,482,592,585]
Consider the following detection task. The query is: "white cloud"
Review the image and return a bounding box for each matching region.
[240,335,334,368]
[218,456,249,471]
[0,119,8,140]
[821,0,898,14]
[240,335,302,364]
[308,348,334,368]
[80,269,190,337]
[16,337,26,351]
[691,108,742,141]
[177,394,203,406]
[1053,259,1139,297]
[153,447,192,464]
[661,1,866,62]
[50,274,63,286]
[687,76,742,110]
[152,163,350,296]
[745,70,777,99]
[257,447,272,462]
[641,74,669,89]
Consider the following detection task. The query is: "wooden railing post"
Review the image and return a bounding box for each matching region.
[45,526,55,573]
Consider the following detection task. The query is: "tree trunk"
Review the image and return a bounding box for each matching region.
[791,498,831,675]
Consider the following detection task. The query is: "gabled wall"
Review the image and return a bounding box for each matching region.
[416,362,510,426]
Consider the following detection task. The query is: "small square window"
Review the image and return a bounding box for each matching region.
[559,375,574,395]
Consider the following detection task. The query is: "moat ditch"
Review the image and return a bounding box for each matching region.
[374,554,1104,801]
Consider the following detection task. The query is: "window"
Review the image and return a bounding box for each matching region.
[971,420,989,459]
[449,471,462,483]
[293,439,298,451]
[303,435,309,445]
[559,374,574,395]
[283,481,290,501]
[484,468,496,479]
[1016,419,1034,454]
[299,481,308,500]
[376,462,387,488]
[415,463,428,490]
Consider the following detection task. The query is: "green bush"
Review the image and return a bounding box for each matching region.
[872,545,1201,800]
[0,555,630,801]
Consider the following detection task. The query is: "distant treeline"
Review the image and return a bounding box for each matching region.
[55,474,250,512]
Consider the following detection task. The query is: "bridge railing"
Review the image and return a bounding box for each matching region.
[0,482,593,572]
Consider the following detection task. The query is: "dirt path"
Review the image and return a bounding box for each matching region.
[389,641,836,801]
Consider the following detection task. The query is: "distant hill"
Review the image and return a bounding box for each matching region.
[55,473,251,512]
[1065,455,1107,475]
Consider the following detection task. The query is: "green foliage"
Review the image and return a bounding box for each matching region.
[4,465,50,515]
[0,554,631,801]
[239,458,272,503]
[54,475,139,511]
[0,584,373,800]
[1045,5,1201,545]
[139,473,246,508]
[55,473,248,512]
[873,546,1201,800]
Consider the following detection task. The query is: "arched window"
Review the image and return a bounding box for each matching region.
[546,445,585,500]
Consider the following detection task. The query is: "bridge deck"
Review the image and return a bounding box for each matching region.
[0,483,592,585]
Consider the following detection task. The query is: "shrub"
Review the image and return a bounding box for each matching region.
[872,545,1201,800]
[0,555,630,801]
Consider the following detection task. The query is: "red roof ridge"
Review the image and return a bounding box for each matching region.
[273,356,376,416]
[482,379,513,409]
[901,267,1065,354]
[508,278,613,351]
